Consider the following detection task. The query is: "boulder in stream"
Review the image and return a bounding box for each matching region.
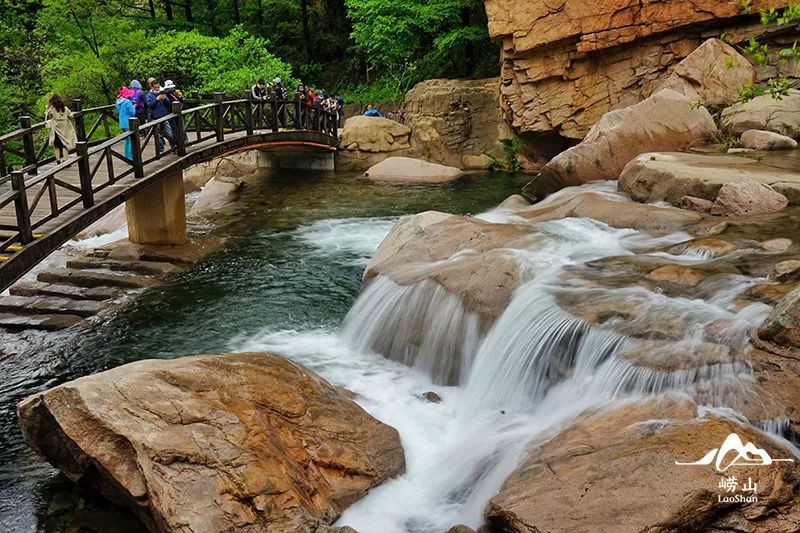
[720,89,800,138]
[486,398,800,533]
[17,353,405,533]
[758,286,800,348]
[363,157,463,184]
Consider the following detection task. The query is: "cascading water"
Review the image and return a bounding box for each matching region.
[232,184,798,533]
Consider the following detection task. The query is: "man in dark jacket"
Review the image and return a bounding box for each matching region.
[146,78,175,154]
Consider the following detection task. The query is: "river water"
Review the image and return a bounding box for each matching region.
[1,169,797,532]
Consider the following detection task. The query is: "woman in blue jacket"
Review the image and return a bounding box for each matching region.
[115,87,137,160]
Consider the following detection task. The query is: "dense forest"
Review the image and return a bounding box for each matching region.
[0,0,499,133]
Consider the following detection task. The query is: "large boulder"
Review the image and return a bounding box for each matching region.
[528,90,717,189]
[183,152,257,192]
[363,157,463,184]
[189,175,244,215]
[758,286,800,347]
[711,181,788,216]
[486,398,800,533]
[336,116,413,171]
[721,89,800,138]
[485,0,793,140]
[620,151,800,206]
[17,353,405,533]
[403,78,519,169]
[659,38,756,106]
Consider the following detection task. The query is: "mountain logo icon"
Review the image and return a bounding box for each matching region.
[675,433,795,472]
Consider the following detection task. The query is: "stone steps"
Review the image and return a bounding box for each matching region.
[65,257,181,275]
[0,295,104,318]
[37,268,155,289]
[0,312,84,331]
[10,281,122,301]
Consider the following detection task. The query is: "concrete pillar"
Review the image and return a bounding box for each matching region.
[125,171,187,245]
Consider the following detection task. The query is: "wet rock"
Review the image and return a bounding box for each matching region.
[485,398,800,533]
[74,205,127,241]
[761,238,793,253]
[17,353,405,533]
[363,157,463,184]
[532,90,717,187]
[9,281,122,301]
[620,151,800,206]
[746,282,800,306]
[659,38,756,106]
[183,152,257,191]
[741,129,798,151]
[38,268,155,289]
[749,347,800,437]
[462,154,494,170]
[419,391,442,404]
[106,237,226,265]
[646,265,705,287]
[711,181,788,217]
[0,313,83,331]
[617,339,734,372]
[759,287,800,347]
[679,195,714,214]
[315,527,359,533]
[65,257,181,276]
[496,194,530,210]
[189,175,244,215]
[446,526,476,533]
[721,89,800,138]
[0,295,103,318]
[680,238,737,258]
[773,260,800,283]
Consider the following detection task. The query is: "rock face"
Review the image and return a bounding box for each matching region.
[530,90,717,188]
[619,151,800,206]
[486,398,800,533]
[183,152,257,192]
[363,157,463,184]
[759,287,800,347]
[403,78,518,169]
[658,38,756,106]
[711,181,788,216]
[189,175,244,215]
[741,129,799,150]
[721,89,800,138]
[17,353,405,533]
[485,0,792,139]
[336,116,413,171]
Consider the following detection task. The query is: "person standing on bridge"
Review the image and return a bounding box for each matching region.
[45,95,77,163]
[146,78,175,155]
[115,87,137,161]
[129,80,147,124]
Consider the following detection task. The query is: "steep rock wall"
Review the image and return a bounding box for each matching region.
[485,0,794,139]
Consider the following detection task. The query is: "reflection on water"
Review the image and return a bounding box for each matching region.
[0,168,527,531]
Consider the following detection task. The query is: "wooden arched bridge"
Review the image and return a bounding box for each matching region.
[0,93,339,291]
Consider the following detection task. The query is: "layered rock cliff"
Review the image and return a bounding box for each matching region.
[484,0,794,140]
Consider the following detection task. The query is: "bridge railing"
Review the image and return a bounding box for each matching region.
[0,93,339,256]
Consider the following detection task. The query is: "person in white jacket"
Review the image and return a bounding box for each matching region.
[45,95,78,163]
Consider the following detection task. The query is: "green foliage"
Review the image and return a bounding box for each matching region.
[710,131,743,152]
[487,138,525,173]
[767,77,791,100]
[737,83,766,102]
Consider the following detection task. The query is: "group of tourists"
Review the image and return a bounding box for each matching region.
[250,78,345,128]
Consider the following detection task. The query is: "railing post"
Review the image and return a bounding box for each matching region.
[72,99,86,142]
[20,116,37,175]
[10,170,33,245]
[128,118,144,179]
[243,91,254,136]
[214,92,224,142]
[172,102,187,156]
[76,142,94,208]
[314,106,322,132]
[294,95,303,129]
[270,100,279,133]
[0,145,6,177]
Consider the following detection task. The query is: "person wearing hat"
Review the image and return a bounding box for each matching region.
[130,80,147,124]
[145,78,174,154]
[116,87,137,160]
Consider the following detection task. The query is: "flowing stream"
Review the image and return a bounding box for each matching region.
[0,169,796,532]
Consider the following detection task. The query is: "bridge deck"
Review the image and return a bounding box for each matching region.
[0,96,338,290]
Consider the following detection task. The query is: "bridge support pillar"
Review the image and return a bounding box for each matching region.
[125,171,187,245]
[257,149,335,171]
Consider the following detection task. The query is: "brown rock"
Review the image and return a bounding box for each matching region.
[681,238,738,258]
[533,90,717,187]
[659,38,756,106]
[496,194,530,211]
[74,205,128,241]
[619,151,800,206]
[746,282,799,305]
[758,287,800,347]
[646,264,705,287]
[363,157,463,184]
[339,116,411,153]
[741,129,799,151]
[721,89,800,138]
[183,152,258,191]
[773,260,800,283]
[711,181,788,216]
[761,238,793,253]
[679,195,715,214]
[485,398,800,533]
[485,0,791,139]
[189,175,244,215]
[17,353,405,533]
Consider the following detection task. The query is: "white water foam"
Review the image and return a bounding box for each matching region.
[294,216,398,266]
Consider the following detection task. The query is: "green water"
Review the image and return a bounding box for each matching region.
[0,169,528,532]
